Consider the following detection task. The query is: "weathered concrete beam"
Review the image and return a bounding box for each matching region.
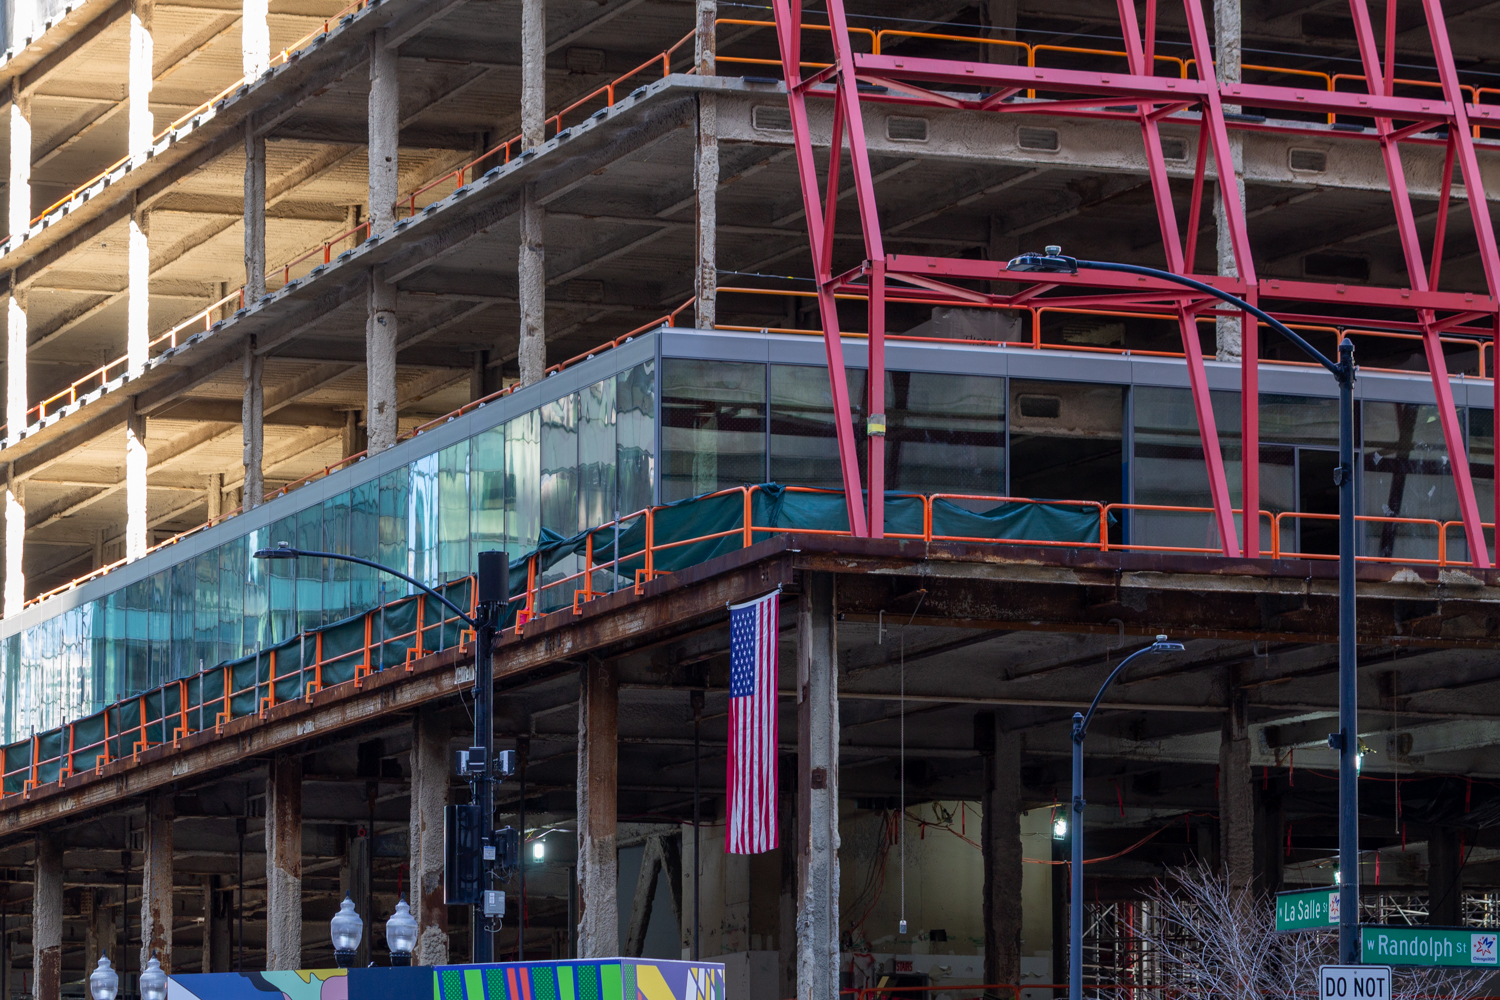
[265,754,303,970]
[33,834,62,997]
[140,790,173,971]
[980,716,1021,986]
[796,573,838,1000]
[409,706,449,965]
[576,658,618,957]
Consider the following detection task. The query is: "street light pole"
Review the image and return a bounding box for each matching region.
[1011,247,1364,963]
[253,542,510,960]
[1067,636,1184,1000]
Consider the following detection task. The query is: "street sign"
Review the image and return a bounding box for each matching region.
[1360,926,1500,967]
[1277,887,1339,931]
[1320,965,1391,999]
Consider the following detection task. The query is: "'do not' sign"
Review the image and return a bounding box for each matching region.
[1321,965,1393,999]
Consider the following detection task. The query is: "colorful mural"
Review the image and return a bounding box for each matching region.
[167,958,726,1000]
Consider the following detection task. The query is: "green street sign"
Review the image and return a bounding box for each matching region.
[1360,926,1500,967]
[1276,887,1339,931]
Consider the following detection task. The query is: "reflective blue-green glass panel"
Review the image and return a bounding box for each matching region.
[505,411,540,558]
[541,393,579,537]
[579,377,616,530]
[438,441,470,582]
[408,452,439,588]
[617,361,655,513]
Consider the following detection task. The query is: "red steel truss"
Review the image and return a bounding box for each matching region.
[771,0,1500,565]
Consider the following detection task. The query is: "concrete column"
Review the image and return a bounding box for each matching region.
[3,472,22,617]
[206,472,223,520]
[9,85,30,240]
[796,573,839,1000]
[265,754,303,970]
[341,838,371,968]
[1218,689,1254,887]
[1428,827,1463,925]
[32,836,61,1000]
[140,792,173,972]
[576,659,618,957]
[128,205,150,373]
[125,402,147,561]
[367,29,398,235]
[694,1,717,330]
[242,335,263,508]
[1255,775,1286,896]
[409,706,450,965]
[86,889,115,977]
[365,276,397,453]
[1212,0,1245,360]
[241,0,269,78]
[129,0,154,161]
[341,410,364,458]
[6,287,25,442]
[516,0,546,386]
[243,125,266,305]
[209,879,232,972]
[979,715,1022,987]
[982,0,1020,64]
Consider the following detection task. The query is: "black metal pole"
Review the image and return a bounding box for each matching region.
[473,610,495,963]
[236,816,245,971]
[518,735,528,961]
[1012,250,1365,968]
[692,689,703,961]
[1069,713,1084,1000]
[1337,338,1360,962]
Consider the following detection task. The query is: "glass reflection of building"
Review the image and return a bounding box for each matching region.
[0,326,1491,743]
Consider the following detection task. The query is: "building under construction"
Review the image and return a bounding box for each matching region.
[0,0,1497,994]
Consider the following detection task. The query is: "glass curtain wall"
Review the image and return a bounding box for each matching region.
[0,361,654,744]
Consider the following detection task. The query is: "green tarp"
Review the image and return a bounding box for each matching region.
[2,486,1102,787]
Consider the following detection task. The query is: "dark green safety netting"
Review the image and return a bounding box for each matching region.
[2,485,1100,787]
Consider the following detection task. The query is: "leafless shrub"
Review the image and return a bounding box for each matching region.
[1136,864,1491,1000]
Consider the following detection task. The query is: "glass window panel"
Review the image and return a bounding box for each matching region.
[1131,386,1244,552]
[886,371,1004,496]
[471,425,507,565]
[438,441,471,582]
[769,365,866,491]
[379,467,411,591]
[1470,410,1494,560]
[147,570,170,689]
[267,515,297,642]
[1261,394,1345,447]
[661,359,766,502]
[170,561,194,679]
[295,504,324,631]
[214,539,242,665]
[350,479,380,610]
[408,453,440,589]
[243,527,270,653]
[1364,401,1458,561]
[505,411,541,557]
[541,393,580,537]
[193,550,218,674]
[323,491,353,623]
[579,378,617,530]
[617,361,656,514]
[1009,379,1125,508]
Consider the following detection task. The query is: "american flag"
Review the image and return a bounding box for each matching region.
[726,589,780,854]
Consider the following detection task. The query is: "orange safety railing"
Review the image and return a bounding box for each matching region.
[281,221,371,286]
[1276,511,1446,564]
[718,18,876,72]
[1331,73,1479,134]
[27,0,376,229]
[401,30,697,217]
[2,576,476,795]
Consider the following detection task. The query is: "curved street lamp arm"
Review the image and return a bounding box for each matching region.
[1075,259,1347,381]
[262,547,480,631]
[1073,643,1166,742]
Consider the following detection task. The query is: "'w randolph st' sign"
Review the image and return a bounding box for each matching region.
[1360,926,1500,967]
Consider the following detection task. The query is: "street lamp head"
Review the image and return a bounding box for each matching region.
[330,895,364,967]
[89,955,119,1000]
[385,895,419,966]
[253,541,298,560]
[1006,246,1079,274]
[1151,634,1186,652]
[139,956,168,1000]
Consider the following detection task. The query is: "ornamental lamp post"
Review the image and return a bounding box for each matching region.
[330,895,364,968]
[385,896,419,966]
[89,956,119,1000]
[1010,246,1363,964]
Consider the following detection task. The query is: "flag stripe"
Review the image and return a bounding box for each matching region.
[727,590,778,853]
